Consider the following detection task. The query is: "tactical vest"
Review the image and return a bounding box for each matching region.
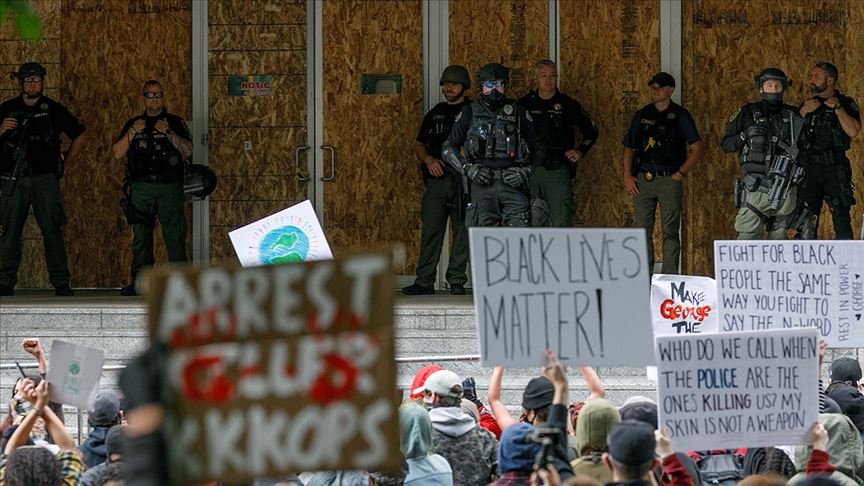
[0,103,59,175]
[464,101,528,168]
[127,123,184,183]
[804,97,851,154]
[635,103,686,170]
[425,108,461,158]
[740,104,794,177]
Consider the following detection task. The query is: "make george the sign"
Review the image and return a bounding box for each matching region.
[656,328,819,452]
[714,241,864,347]
[651,274,718,336]
[147,253,398,485]
[469,227,654,367]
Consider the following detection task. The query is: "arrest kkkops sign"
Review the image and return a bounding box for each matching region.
[147,253,399,485]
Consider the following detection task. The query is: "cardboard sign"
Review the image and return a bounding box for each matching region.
[714,241,864,347]
[651,274,718,336]
[46,340,105,409]
[469,227,654,367]
[147,253,398,485]
[656,328,819,452]
[229,200,333,267]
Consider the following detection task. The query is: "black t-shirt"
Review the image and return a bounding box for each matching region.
[0,94,86,175]
[622,102,701,149]
[415,98,471,158]
[115,110,191,144]
[518,89,599,165]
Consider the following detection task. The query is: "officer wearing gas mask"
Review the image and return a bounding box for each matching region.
[797,62,860,240]
[0,62,87,297]
[111,80,192,296]
[402,65,472,296]
[441,63,543,227]
[721,68,805,240]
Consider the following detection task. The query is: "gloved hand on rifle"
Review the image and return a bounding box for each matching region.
[742,121,769,140]
[462,376,484,410]
[464,163,492,185]
[502,166,530,187]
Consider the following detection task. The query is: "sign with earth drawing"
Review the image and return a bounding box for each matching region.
[229,200,333,266]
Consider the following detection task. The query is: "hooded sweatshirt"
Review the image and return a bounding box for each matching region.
[429,406,497,486]
[570,398,620,483]
[788,413,864,486]
[399,404,453,486]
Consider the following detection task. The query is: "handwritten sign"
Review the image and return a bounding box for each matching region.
[656,328,819,451]
[651,274,718,336]
[147,253,399,484]
[469,228,654,367]
[714,241,864,347]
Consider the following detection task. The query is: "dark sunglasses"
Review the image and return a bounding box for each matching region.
[143,91,164,99]
[482,81,504,89]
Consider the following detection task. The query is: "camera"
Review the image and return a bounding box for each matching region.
[529,426,559,470]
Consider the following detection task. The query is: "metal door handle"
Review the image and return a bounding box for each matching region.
[321,145,335,181]
[293,145,310,181]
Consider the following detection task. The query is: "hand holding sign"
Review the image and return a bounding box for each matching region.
[810,421,828,451]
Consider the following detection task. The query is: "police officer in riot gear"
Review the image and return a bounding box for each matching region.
[441,63,543,227]
[112,80,192,296]
[797,62,860,239]
[519,59,598,227]
[402,65,472,296]
[721,68,805,240]
[622,72,703,274]
[0,62,87,296]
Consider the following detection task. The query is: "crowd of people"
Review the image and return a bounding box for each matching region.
[2,337,864,486]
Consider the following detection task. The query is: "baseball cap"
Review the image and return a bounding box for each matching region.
[607,419,656,466]
[831,357,862,383]
[409,365,443,399]
[521,376,554,410]
[648,72,676,88]
[423,370,463,398]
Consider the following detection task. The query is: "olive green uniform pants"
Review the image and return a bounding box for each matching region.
[413,174,469,288]
[632,173,682,274]
[735,186,797,240]
[0,173,70,287]
[529,165,574,227]
[129,180,187,280]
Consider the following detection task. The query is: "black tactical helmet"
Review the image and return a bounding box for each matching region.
[183,164,218,199]
[477,63,509,83]
[440,65,470,89]
[17,62,46,81]
[754,68,790,91]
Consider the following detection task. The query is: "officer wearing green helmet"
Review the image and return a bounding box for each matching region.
[402,65,472,296]
[0,62,88,296]
[112,80,193,296]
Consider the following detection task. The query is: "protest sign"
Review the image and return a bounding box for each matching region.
[229,199,333,267]
[46,340,104,409]
[469,227,653,367]
[148,253,398,485]
[715,241,864,347]
[651,274,718,336]
[656,328,819,452]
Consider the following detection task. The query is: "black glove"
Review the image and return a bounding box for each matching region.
[502,166,530,187]
[462,377,484,409]
[465,164,492,185]
[744,122,769,139]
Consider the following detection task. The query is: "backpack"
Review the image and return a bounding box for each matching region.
[697,452,745,486]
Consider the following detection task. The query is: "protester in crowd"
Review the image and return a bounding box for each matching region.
[824,357,864,438]
[422,369,498,486]
[742,446,797,479]
[399,402,453,485]
[0,380,83,485]
[566,367,605,459]
[80,425,126,486]
[788,415,863,485]
[488,422,539,485]
[2,339,65,439]
[463,376,503,439]
[570,399,620,482]
[93,460,125,486]
[305,471,369,486]
[604,420,694,486]
[369,460,409,486]
[737,474,789,486]
[80,390,122,468]
[409,365,443,402]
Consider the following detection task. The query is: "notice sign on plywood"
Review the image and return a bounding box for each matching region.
[228,75,273,96]
[147,253,399,485]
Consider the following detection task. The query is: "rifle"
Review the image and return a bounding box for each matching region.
[0,112,33,196]
[766,113,805,210]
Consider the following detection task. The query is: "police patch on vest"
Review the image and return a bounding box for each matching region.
[525,111,533,122]
[667,112,676,120]
[729,107,742,123]
[454,111,462,122]
[40,103,49,111]
[553,103,562,111]
[503,104,513,115]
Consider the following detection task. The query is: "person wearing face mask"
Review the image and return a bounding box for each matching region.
[796,62,861,240]
[722,68,805,240]
[441,63,544,227]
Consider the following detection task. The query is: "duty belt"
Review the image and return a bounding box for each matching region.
[806,152,838,165]
[640,167,676,181]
